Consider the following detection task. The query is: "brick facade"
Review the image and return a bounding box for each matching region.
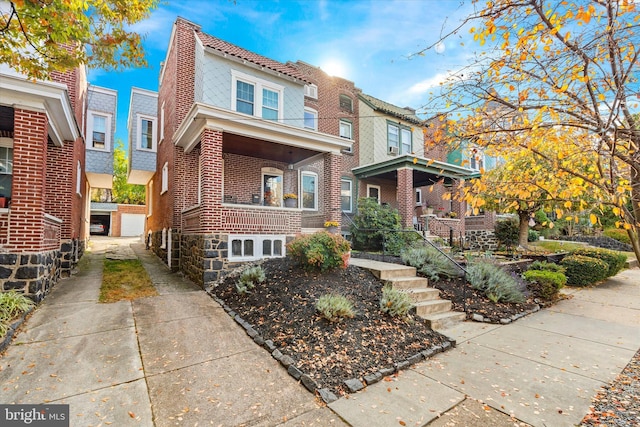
[110,204,147,237]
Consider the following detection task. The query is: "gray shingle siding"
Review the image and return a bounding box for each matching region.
[129,89,158,174]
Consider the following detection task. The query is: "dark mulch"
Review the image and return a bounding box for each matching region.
[212,257,451,397]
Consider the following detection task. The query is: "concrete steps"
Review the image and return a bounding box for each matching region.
[349,257,465,330]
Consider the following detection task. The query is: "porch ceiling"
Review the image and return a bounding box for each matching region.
[352,154,479,186]
[223,133,318,163]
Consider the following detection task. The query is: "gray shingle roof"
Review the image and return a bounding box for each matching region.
[359,93,425,126]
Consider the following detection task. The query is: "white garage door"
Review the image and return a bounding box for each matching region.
[120,213,145,237]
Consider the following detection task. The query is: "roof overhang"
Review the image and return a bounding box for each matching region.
[0,69,80,146]
[352,154,478,186]
[174,102,352,155]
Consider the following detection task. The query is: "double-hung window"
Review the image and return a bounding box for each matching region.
[387,122,412,154]
[341,179,352,213]
[138,115,156,151]
[0,138,13,200]
[304,108,318,130]
[88,111,111,151]
[301,172,317,210]
[339,120,352,139]
[232,70,283,121]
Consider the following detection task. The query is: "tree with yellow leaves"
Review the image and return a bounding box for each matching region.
[424,0,640,264]
[0,0,158,80]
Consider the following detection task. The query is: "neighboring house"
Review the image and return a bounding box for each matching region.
[147,18,350,286]
[0,63,89,301]
[90,202,146,237]
[127,87,158,187]
[85,86,116,190]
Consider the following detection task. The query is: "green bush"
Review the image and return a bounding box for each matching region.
[571,247,627,277]
[527,260,566,274]
[603,228,631,244]
[560,255,609,286]
[350,197,402,251]
[316,294,355,322]
[235,265,266,295]
[379,285,413,318]
[494,217,519,249]
[523,270,566,300]
[400,242,462,281]
[466,262,525,303]
[0,291,35,337]
[287,231,351,272]
[527,229,540,242]
[534,209,550,226]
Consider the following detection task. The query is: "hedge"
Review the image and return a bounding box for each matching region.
[560,255,609,287]
[570,247,627,277]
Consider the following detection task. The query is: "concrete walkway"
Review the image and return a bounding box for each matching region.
[1,238,638,427]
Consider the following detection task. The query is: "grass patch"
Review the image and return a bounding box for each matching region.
[100,259,157,303]
[530,241,586,252]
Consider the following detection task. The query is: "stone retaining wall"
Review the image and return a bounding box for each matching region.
[0,249,61,302]
[557,235,633,252]
[465,229,499,251]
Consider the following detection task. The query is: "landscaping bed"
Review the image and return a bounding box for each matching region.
[210,257,453,398]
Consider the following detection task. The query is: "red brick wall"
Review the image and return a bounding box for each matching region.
[199,128,224,233]
[397,168,414,228]
[223,153,289,204]
[7,109,48,251]
[111,204,147,237]
[323,152,342,225]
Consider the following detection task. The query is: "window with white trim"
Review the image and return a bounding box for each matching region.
[76,161,82,196]
[87,111,112,151]
[415,189,422,206]
[301,171,318,210]
[229,235,286,262]
[159,101,165,143]
[341,179,352,213]
[138,114,157,151]
[0,138,13,200]
[304,84,318,99]
[387,122,412,154]
[231,70,283,121]
[161,162,168,194]
[304,108,318,130]
[469,147,485,171]
[339,120,352,139]
[367,184,381,204]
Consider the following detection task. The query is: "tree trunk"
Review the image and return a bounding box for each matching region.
[518,211,530,248]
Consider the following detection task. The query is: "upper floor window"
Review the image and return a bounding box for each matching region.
[339,120,352,140]
[232,70,283,121]
[0,138,14,201]
[469,147,484,171]
[304,108,318,130]
[301,171,318,211]
[339,94,353,112]
[138,115,157,151]
[88,111,111,151]
[387,122,412,155]
[304,84,318,99]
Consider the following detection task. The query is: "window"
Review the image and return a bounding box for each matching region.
[367,184,381,204]
[232,70,283,121]
[159,101,165,143]
[339,94,353,112]
[0,139,14,200]
[262,167,283,207]
[387,122,412,154]
[415,189,422,206]
[88,112,111,150]
[161,162,168,194]
[339,120,352,139]
[229,235,286,261]
[304,84,318,99]
[138,115,156,151]
[341,179,352,213]
[304,108,318,130]
[301,172,317,210]
[469,147,484,171]
[76,161,82,196]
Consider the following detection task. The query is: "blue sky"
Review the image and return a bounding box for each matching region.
[88,0,476,145]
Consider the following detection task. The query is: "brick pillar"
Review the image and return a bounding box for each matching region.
[200,128,223,233]
[7,109,48,251]
[397,168,414,229]
[323,152,342,225]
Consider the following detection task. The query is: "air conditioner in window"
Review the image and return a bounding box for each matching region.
[389,146,399,155]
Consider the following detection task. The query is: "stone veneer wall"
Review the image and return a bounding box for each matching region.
[466,230,499,251]
[0,249,61,302]
[557,235,633,252]
[179,233,231,288]
[60,238,84,276]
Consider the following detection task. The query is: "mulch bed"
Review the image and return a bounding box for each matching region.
[211,257,451,397]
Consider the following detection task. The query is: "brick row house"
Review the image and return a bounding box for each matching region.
[0,64,88,300]
[143,17,478,288]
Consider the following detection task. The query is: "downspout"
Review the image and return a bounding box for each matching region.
[167,228,172,269]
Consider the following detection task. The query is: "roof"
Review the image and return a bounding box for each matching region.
[197,32,309,83]
[359,93,426,126]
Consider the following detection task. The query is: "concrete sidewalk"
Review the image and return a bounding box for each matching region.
[1,238,638,426]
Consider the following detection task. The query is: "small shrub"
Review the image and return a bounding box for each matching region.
[350,198,402,251]
[287,232,351,272]
[560,255,609,286]
[603,228,631,244]
[400,242,462,281]
[380,285,413,318]
[527,260,566,274]
[571,247,627,277]
[0,291,35,337]
[523,270,567,300]
[494,217,519,249]
[466,262,525,303]
[534,209,550,226]
[528,229,540,242]
[316,294,355,322]
[235,265,266,295]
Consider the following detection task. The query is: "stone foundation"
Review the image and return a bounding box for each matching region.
[0,249,61,302]
[180,233,233,288]
[466,229,499,251]
[60,238,84,276]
